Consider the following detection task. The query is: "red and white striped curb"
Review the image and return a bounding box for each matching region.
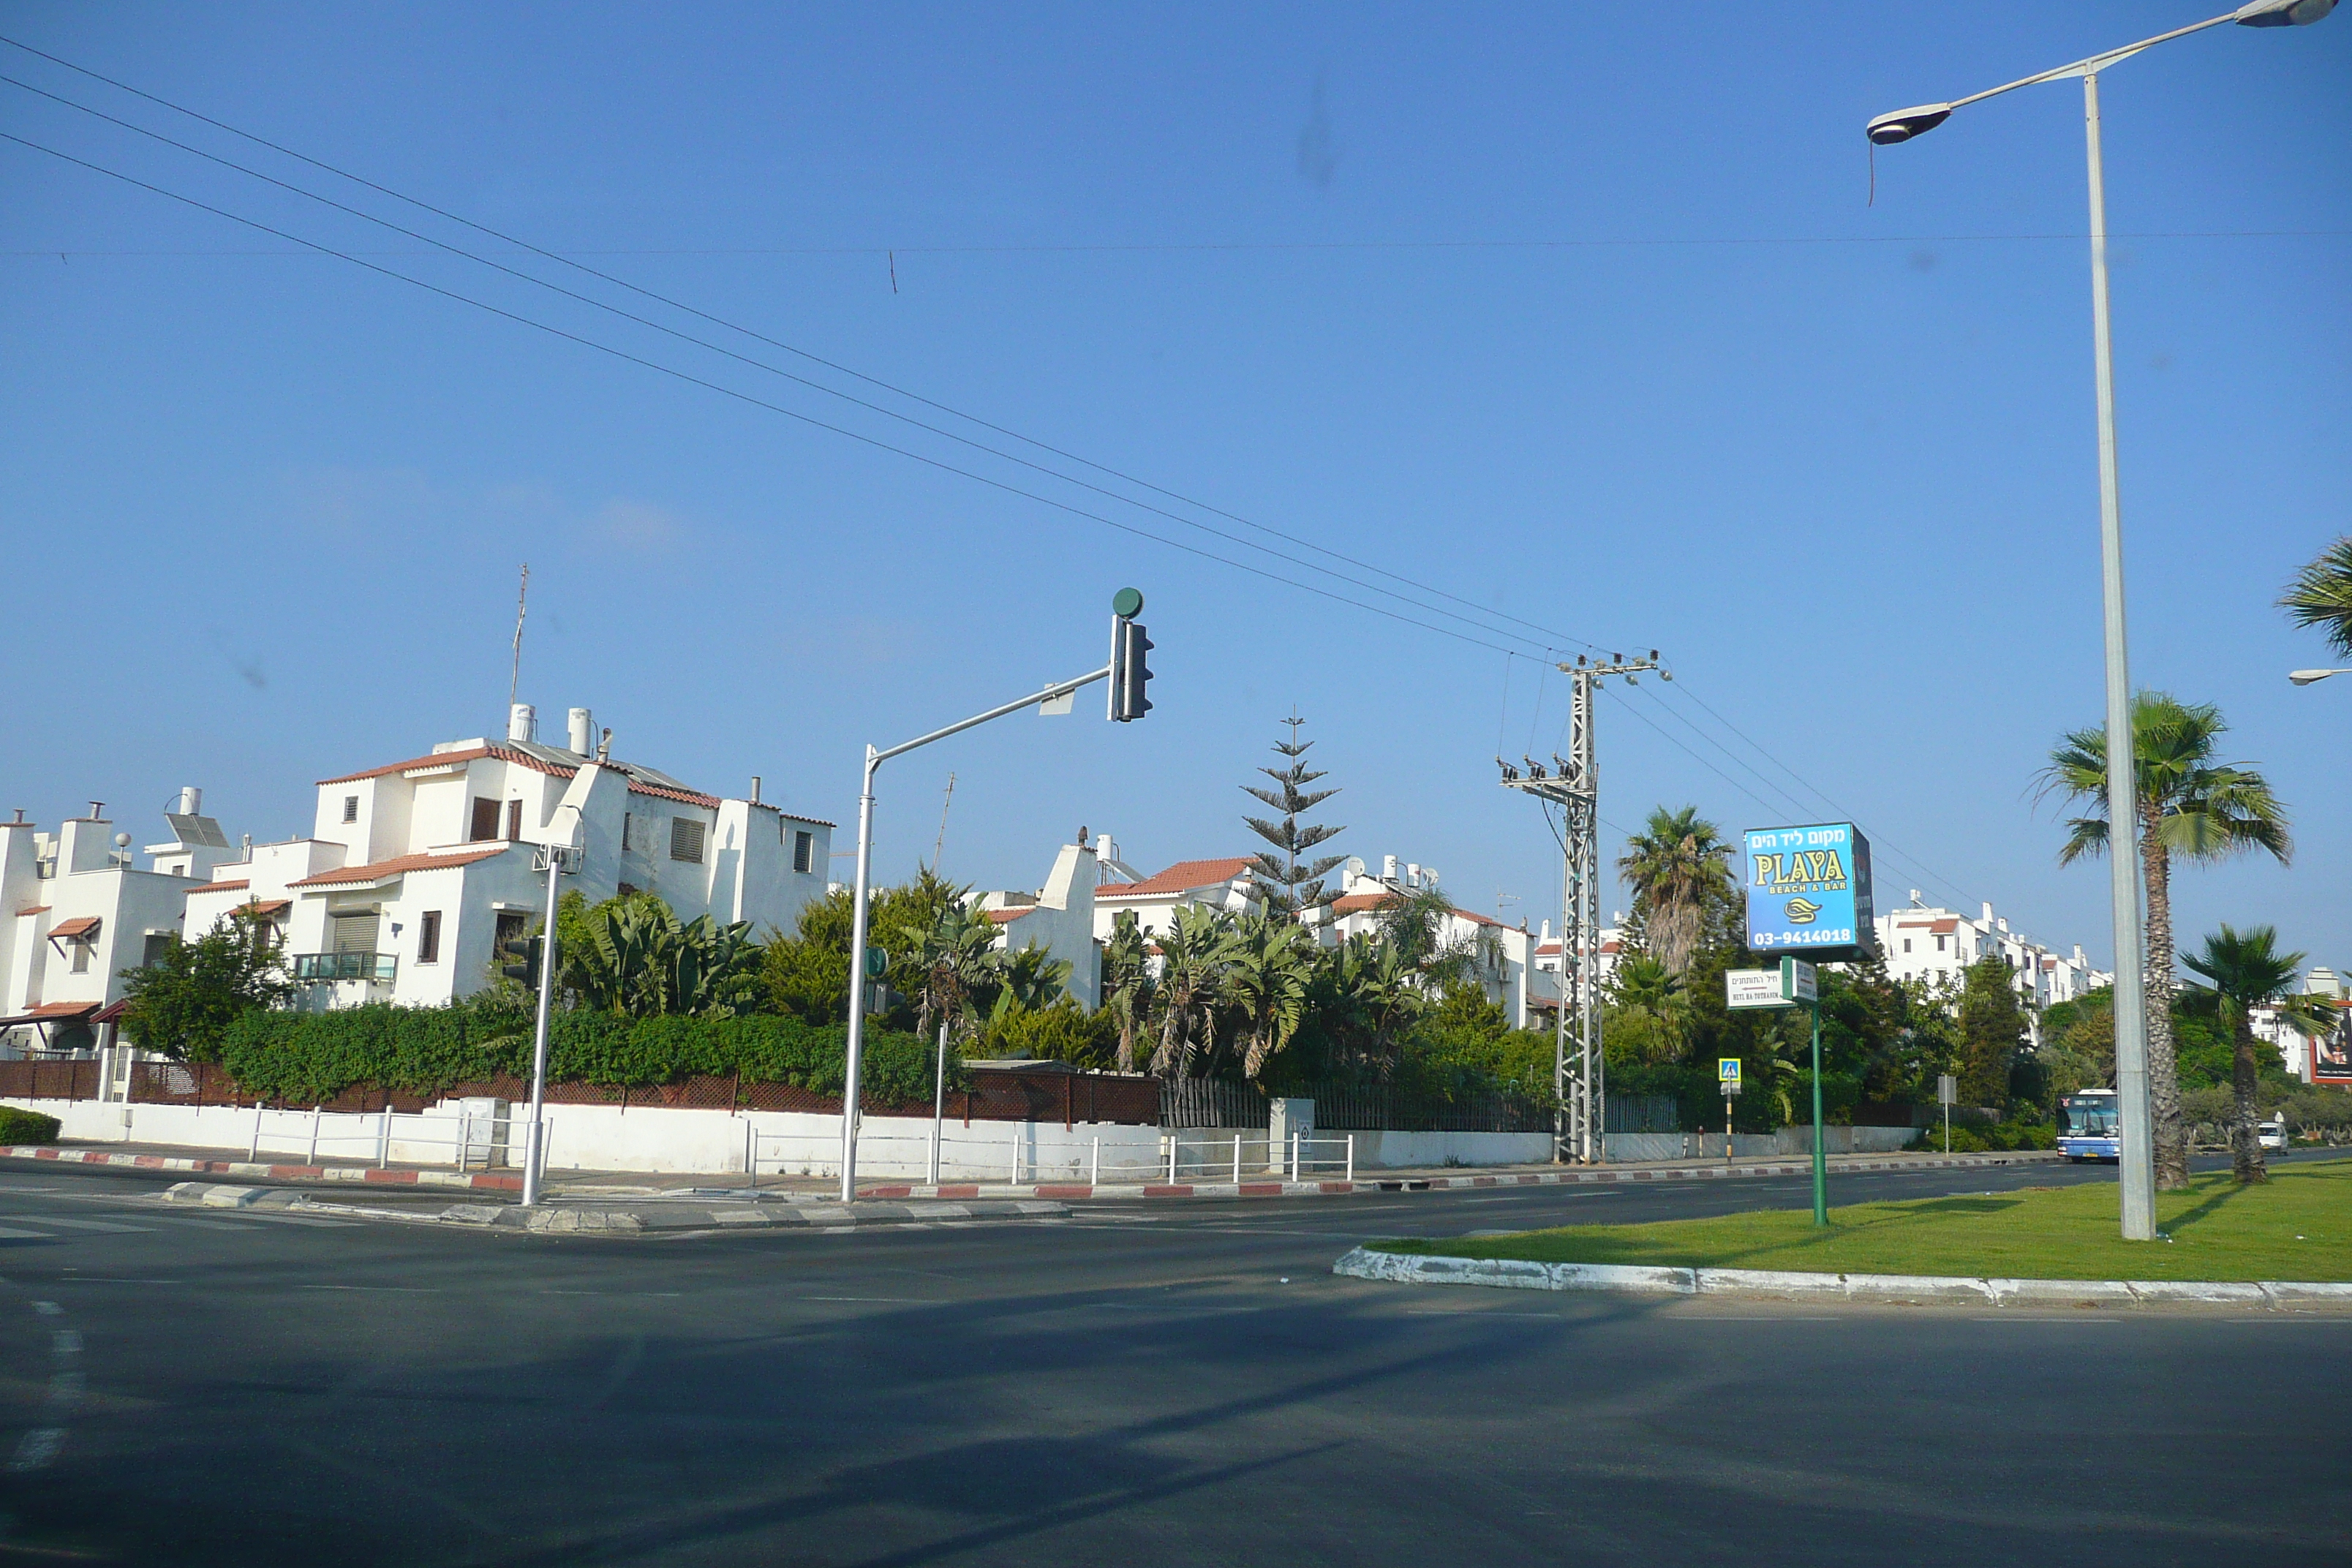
[855,1150,2062,1202]
[0,1145,521,1191]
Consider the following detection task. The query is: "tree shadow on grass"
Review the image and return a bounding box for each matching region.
[2161,1173,2255,1237]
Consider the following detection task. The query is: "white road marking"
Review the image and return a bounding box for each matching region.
[162,1218,265,1232]
[0,1226,55,1240]
[0,1215,154,1233]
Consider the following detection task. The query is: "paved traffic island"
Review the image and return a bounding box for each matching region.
[1336,1158,2352,1308]
[159,1181,1068,1234]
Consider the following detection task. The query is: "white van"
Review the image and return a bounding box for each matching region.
[2258,1118,2288,1151]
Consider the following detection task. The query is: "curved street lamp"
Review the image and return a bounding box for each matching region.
[2290,669,2352,686]
[1868,0,2333,1242]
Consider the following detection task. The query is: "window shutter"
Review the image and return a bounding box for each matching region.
[794,830,815,874]
[333,913,381,954]
[506,800,524,841]
[470,798,502,842]
[670,817,706,864]
[418,911,442,965]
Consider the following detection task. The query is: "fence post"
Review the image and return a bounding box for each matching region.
[1090,1136,1099,1188]
[379,1105,391,1170]
[1232,1133,1242,1185]
[1166,1134,1177,1184]
[249,1103,262,1163]
[1011,1125,1021,1186]
[306,1107,320,1166]
[745,1118,756,1191]
[1346,1134,1355,1184]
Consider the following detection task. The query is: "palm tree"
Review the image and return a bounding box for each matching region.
[2181,924,2329,1185]
[2280,538,2352,657]
[1606,953,1690,1066]
[1149,905,1240,1077]
[1101,911,1156,1073]
[991,944,1071,1025]
[1374,882,1482,992]
[1224,915,1316,1081]
[2040,693,2292,1188]
[895,902,1003,1047]
[1616,806,1736,976]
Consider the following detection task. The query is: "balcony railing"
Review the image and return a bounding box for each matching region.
[293,951,397,984]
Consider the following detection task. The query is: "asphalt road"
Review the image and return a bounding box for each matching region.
[1,1153,2344,1567]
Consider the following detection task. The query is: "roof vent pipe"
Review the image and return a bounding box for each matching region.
[568,707,594,755]
[508,704,537,744]
[178,786,203,815]
[749,775,762,805]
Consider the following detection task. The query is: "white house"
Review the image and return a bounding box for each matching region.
[181,704,833,1011]
[1,790,241,1055]
[1324,854,1534,1022]
[1875,894,2112,1044]
[973,835,1104,1010]
[1091,852,1261,942]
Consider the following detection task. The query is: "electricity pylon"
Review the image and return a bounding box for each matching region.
[1500,651,1661,1163]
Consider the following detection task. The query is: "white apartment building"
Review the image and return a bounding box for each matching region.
[1,790,243,1055]
[1876,895,2111,1041]
[973,835,1104,1010]
[1324,854,1535,1023]
[1090,851,1262,942]
[182,704,832,1011]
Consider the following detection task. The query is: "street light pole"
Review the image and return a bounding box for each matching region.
[1866,0,2333,1242]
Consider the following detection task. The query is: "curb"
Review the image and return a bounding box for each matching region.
[854,1150,2064,1202]
[1331,1246,2352,1309]
[157,1180,1067,1234]
[3,1145,520,1191]
[12,1143,2055,1205]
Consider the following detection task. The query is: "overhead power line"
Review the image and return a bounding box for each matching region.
[0,127,1547,660]
[0,36,1604,660]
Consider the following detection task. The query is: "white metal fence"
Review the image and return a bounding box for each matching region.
[745,1124,1357,1186]
[234,1102,541,1172]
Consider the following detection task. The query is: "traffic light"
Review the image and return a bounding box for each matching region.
[498,932,544,990]
[1112,618,1153,722]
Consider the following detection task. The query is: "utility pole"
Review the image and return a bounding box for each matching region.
[1500,651,1659,1164]
[508,563,529,713]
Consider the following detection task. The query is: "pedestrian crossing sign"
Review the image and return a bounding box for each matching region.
[1719,1058,1741,1088]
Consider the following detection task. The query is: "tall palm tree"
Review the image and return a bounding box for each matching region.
[2280,538,2352,657]
[1225,915,1316,1082]
[895,901,1002,1047]
[1616,806,1735,976]
[1149,905,1240,1078]
[1101,911,1156,1073]
[2040,693,2292,1188]
[1606,953,1690,1066]
[2181,924,2329,1185]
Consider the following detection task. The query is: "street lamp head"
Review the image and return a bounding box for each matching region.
[2236,0,2334,26]
[2288,668,2342,685]
[1866,103,1953,144]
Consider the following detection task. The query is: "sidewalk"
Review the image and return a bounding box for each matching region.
[3,1137,2061,1203]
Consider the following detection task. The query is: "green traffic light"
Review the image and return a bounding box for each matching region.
[1112,587,1144,619]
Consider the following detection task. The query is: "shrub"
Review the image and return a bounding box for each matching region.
[214,1002,951,1107]
[0,1107,63,1145]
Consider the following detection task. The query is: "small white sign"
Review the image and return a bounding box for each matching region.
[1039,689,1074,716]
[1937,1073,1957,1107]
[1783,958,1817,1003]
[1726,969,1790,1010]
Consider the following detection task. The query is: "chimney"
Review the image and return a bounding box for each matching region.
[178,786,202,815]
[749,775,762,805]
[508,704,538,744]
[597,727,612,762]
[1980,901,1994,925]
[1910,889,1922,907]
[568,708,594,755]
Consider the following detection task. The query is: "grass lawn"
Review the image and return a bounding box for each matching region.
[1371,1159,2352,1282]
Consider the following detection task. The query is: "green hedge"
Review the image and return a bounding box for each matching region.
[0,1106,61,1144]
[216,1004,951,1107]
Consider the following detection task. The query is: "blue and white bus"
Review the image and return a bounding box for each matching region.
[2057,1089,2120,1162]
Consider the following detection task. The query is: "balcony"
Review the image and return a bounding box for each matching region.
[293,951,397,984]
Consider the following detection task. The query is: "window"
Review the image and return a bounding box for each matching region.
[418,911,442,965]
[1935,934,1947,952]
[494,910,528,952]
[342,795,359,824]
[470,797,502,842]
[1902,938,1912,954]
[505,799,524,841]
[622,813,633,851]
[69,941,90,974]
[143,933,171,968]
[671,817,706,864]
[793,829,815,874]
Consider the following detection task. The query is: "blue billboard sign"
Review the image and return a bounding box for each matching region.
[1744,823,1877,957]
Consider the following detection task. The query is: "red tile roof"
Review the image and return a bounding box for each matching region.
[627,780,723,809]
[48,916,100,941]
[13,905,50,917]
[1327,891,1500,927]
[1097,857,1254,900]
[0,1000,99,1027]
[288,844,513,887]
[190,881,250,895]
[985,908,1034,924]
[242,899,293,916]
[320,745,742,813]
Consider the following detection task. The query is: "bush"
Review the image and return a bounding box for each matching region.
[214,1002,951,1107]
[1916,1117,2057,1154]
[0,1107,62,1145]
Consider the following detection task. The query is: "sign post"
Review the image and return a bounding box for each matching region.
[1718,1058,1741,1164]
[1937,1072,1958,1156]
[1785,957,1825,1227]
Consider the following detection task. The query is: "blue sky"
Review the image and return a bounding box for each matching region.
[2,2,2345,973]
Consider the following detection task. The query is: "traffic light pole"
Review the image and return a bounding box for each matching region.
[520,834,579,1207]
[837,599,1147,1203]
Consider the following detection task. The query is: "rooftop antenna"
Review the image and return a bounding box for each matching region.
[508,562,529,714]
[930,771,957,871]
